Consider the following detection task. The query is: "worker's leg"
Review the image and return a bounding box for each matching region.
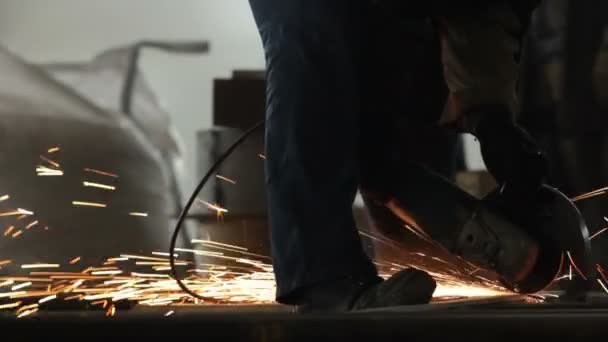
[437,3,522,126]
[248,0,379,305]
[436,2,547,192]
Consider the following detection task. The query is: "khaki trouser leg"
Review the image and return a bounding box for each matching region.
[437,3,523,131]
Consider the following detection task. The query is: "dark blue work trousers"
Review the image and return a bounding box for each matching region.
[249,0,455,303]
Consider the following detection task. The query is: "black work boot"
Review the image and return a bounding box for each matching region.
[294,269,436,313]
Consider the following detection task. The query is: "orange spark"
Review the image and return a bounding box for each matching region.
[91,300,108,308]
[36,166,64,176]
[11,230,23,238]
[40,155,60,168]
[216,175,237,185]
[16,308,38,319]
[0,194,9,202]
[197,200,228,213]
[258,154,266,160]
[191,239,248,251]
[597,264,608,283]
[572,186,608,202]
[64,295,82,301]
[0,301,21,310]
[590,228,608,240]
[0,280,13,288]
[566,251,588,280]
[2,226,13,236]
[69,257,81,264]
[38,294,57,304]
[11,282,32,291]
[90,270,123,276]
[47,147,60,153]
[21,264,60,269]
[25,220,39,230]
[130,272,170,279]
[165,310,175,317]
[72,201,107,208]
[0,291,26,299]
[84,168,119,178]
[107,257,128,262]
[129,212,148,217]
[0,208,34,217]
[83,181,116,191]
[0,277,52,283]
[151,252,179,258]
[598,279,608,294]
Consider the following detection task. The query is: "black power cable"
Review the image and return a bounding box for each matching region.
[169,120,265,300]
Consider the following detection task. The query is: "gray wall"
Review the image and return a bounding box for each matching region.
[0,0,484,195]
[0,0,266,192]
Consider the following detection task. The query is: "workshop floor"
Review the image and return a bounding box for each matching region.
[2,294,608,340]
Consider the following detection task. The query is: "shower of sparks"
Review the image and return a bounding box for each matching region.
[24,221,38,230]
[47,147,61,153]
[129,212,148,217]
[590,228,608,240]
[6,143,604,317]
[72,201,107,208]
[0,244,519,318]
[4,226,15,236]
[21,264,60,269]
[572,186,608,202]
[0,194,9,202]
[83,181,116,191]
[216,175,237,185]
[84,168,119,178]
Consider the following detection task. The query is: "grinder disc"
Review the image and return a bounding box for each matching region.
[487,185,592,293]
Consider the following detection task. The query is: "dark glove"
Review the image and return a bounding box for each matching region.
[471,106,549,196]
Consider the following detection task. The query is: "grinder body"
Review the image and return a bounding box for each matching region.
[363,162,592,294]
